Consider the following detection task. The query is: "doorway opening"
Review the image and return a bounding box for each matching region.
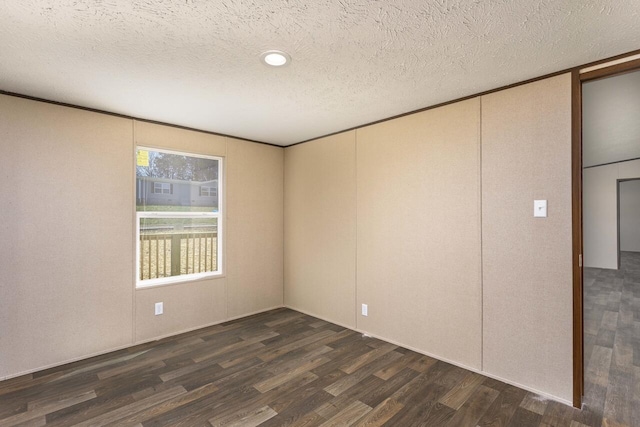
[574,59,640,414]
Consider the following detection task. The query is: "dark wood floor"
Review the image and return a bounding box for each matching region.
[0,304,620,427]
[582,251,640,427]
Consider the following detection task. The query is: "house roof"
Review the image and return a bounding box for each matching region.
[138,176,217,185]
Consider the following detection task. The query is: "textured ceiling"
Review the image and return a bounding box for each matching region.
[1,1,639,146]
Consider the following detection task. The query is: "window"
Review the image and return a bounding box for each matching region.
[200,186,217,197]
[153,182,172,194]
[136,147,223,287]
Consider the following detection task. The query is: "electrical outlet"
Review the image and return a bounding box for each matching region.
[361,304,368,317]
[155,302,163,316]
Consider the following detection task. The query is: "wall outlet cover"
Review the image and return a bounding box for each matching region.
[155,302,163,316]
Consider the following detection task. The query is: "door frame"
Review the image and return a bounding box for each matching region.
[572,56,640,408]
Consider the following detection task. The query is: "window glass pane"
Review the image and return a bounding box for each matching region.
[136,149,219,212]
[139,217,218,281]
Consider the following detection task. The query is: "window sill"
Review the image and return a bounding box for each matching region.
[136,272,225,290]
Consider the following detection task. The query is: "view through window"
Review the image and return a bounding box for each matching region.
[136,147,222,287]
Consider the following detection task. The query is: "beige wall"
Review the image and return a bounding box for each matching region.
[583,164,620,269]
[284,132,357,328]
[583,159,640,268]
[227,139,284,318]
[283,74,574,403]
[481,74,573,401]
[0,96,284,379]
[620,179,640,252]
[0,95,135,379]
[135,279,227,342]
[356,99,482,370]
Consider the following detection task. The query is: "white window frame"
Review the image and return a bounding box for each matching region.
[136,147,223,288]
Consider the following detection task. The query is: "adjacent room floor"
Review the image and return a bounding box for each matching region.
[583,251,640,427]
[0,306,621,427]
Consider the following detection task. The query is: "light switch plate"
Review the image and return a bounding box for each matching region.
[534,200,547,217]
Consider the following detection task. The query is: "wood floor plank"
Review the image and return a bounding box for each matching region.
[171,370,316,427]
[97,360,166,380]
[266,345,333,375]
[476,381,527,427]
[373,351,423,381]
[603,372,633,426]
[585,345,613,388]
[358,368,417,409]
[380,365,455,426]
[71,386,185,427]
[0,391,96,426]
[259,389,334,427]
[265,370,345,416]
[508,407,543,427]
[354,397,403,426]
[444,384,499,426]
[102,383,218,426]
[407,354,438,373]
[254,356,330,393]
[318,400,372,427]
[208,405,277,427]
[390,360,457,407]
[44,394,136,427]
[286,411,326,426]
[520,393,549,416]
[258,330,337,363]
[264,311,304,327]
[313,374,383,420]
[438,371,485,410]
[8,417,46,427]
[339,343,397,375]
[539,400,574,427]
[192,331,279,363]
[323,351,402,397]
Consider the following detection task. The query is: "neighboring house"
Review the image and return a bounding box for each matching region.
[136,177,218,208]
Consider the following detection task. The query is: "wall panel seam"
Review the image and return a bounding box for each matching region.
[282,148,286,306]
[354,129,359,329]
[479,96,484,372]
[132,119,137,345]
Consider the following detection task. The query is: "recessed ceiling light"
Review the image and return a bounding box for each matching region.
[260,50,291,67]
